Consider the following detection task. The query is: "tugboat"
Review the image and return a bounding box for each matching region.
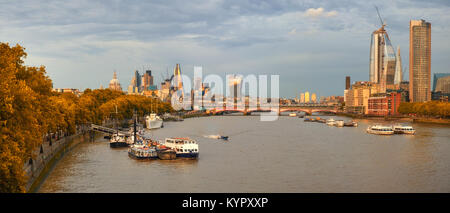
[157,148,177,160]
[366,125,394,135]
[162,138,199,159]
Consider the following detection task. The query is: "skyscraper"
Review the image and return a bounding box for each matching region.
[300,93,305,103]
[409,19,431,102]
[394,46,403,85]
[346,76,351,90]
[311,93,317,103]
[369,25,397,93]
[304,91,310,103]
[142,70,153,91]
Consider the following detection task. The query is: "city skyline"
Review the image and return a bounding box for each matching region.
[1,0,450,97]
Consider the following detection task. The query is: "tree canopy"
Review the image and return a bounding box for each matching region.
[0,42,173,192]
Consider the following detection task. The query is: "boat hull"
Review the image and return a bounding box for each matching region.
[367,130,394,135]
[176,152,199,159]
[157,150,177,160]
[128,152,158,160]
[110,142,129,148]
[147,119,163,129]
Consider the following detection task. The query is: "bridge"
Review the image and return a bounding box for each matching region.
[207,104,338,115]
[90,124,131,136]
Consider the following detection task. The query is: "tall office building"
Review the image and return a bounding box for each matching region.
[432,73,450,92]
[142,70,154,91]
[409,19,431,102]
[300,93,305,103]
[394,46,403,85]
[370,25,396,93]
[345,76,351,90]
[304,91,310,103]
[311,93,317,103]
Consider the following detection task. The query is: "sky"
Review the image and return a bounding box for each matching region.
[1,0,449,98]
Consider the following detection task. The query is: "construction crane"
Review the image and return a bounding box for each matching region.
[375,6,386,28]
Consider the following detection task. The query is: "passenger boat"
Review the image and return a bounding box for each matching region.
[289,113,297,117]
[304,117,313,122]
[128,142,158,159]
[326,118,336,126]
[344,120,358,127]
[366,125,394,135]
[163,138,199,158]
[393,125,416,135]
[335,120,344,127]
[146,113,163,129]
[110,133,128,148]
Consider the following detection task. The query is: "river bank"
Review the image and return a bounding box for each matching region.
[336,112,450,125]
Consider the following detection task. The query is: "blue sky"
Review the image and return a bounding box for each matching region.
[1,0,449,97]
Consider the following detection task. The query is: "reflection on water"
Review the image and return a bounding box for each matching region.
[38,116,450,192]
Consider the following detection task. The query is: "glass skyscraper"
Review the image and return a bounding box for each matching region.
[369,25,397,93]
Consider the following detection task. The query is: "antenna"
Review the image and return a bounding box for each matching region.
[374,6,386,28]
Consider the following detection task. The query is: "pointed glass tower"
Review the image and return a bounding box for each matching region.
[369,25,397,93]
[394,46,402,85]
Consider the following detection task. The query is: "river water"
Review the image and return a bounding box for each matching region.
[38,115,450,192]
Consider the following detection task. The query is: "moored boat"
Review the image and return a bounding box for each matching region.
[128,143,158,159]
[163,138,199,159]
[335,120,344,127]
[289,113,297,117]
[110,133,128,148]
[344,120,358,127]
[157,148,177,160]
[146,113,163,129]
[393,125,416,135]
[366,125,394,135]
[326,118,336,126]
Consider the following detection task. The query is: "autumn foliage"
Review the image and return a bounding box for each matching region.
[398,101,450,118]
[0,43,172,192]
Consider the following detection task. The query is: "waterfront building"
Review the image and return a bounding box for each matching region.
[367,92,402,116]
[369,24,397,93]
[108,71,122,92]
[300,93,305,103]
[409,19,431,102]
[345,81,381,114]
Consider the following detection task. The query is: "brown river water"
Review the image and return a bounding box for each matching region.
[37,115,450,192]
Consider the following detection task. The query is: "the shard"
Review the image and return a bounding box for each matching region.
[394,46,403,85]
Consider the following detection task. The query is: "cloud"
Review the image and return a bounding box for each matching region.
[305,7,338,18]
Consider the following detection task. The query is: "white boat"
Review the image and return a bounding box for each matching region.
[110,132,128,148]
[326,118,336,126]
[162,138,199,158]
[393,125,416,135]
[344,120,358,127]
[204,135,229,140]
[145,113,163,129]
[366,125,394,135]
[335,120,344,127]
[289,113,297,117]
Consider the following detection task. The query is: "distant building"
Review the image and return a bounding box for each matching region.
[409,19,431,102]
[142,70,154,91]
[433,73,450,93]
[394,46,403,85]
[311,93,317,103]
[304,91,310,103]
[108,71,122,92]
[346,76,351,90]
[300,93,305,103]
[52,88,81,97]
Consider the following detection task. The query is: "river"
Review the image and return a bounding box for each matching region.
[37,115,450,192]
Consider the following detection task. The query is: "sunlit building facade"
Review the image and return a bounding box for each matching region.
[370,25,397,93]
[409,19,431,102]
